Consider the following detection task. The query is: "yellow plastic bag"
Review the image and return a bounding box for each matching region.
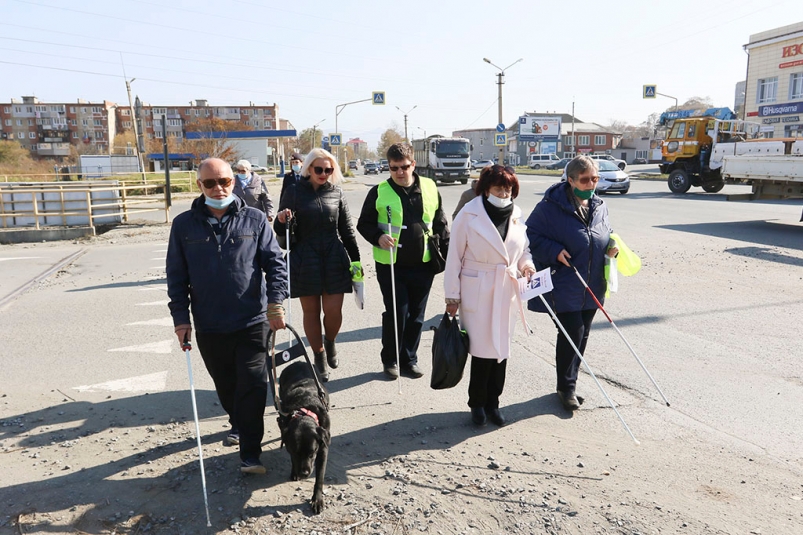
[610,233,641,276]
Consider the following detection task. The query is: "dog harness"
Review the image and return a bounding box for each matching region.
[291,407,319,425]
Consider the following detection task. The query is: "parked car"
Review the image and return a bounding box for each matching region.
[245,164,268,173]
[348,160,358,170]
[528,153,561,169]
[589,154,627,170]
[474,159,494,171]
[379,159,389,172]
[632,157,648,164]
[470,159,478,170]
[546,158,572,170]
[562,160,629,194]
[364,162,379,174]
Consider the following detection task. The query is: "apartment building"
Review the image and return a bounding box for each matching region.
[0,96,116,158]
[119,98,280,147]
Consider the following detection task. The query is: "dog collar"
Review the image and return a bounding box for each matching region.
[291,407,319,425]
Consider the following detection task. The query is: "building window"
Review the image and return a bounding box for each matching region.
[123,121,132,128]
[564,151,576,158]
[82,119,89,126]
[81,107,87,113]
[29,132,36,139]
[564,135,575,146]
[147,133,153,139]
[28,119,34,126]
[70,106,76,113]
[95,131,104,139]
[757,77,778,104]
[36,105,47,112]
[93,119,102,126]
[154,130,163,139]
[167,119,181,126]
[153,108,166,115]
[70,119,76,126]
[594,135,605,145]
[17,132,24,139]
[16,119,22,126]
[195,109,201,116]
[3,120,9,126]
[578,135,590,145]
[121,109,130,116]
[3,107,8,113]
[72,131,78,138]
[790,73,803,100]
[635,150,648,159]
[146,121,152,128]
[91,106,102,113]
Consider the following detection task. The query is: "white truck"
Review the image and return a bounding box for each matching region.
[715,138,803,201]
[412,135,471,184]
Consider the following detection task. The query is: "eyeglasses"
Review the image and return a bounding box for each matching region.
[200,177,232,189]
[571,175,600,186]
[313,166,334,175]
[488,164,515,174]
[389,164,412,172]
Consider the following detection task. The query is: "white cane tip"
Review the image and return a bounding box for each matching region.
[633,439,641,446]
[207,522,212,527]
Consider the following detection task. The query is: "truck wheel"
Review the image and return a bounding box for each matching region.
[702,181,725,193]
[460,179,468,185]
[668,170,691,194]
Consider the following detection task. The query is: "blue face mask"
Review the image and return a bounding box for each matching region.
[235,172,249,182]
[291,164,301,173]
[205,194,235,210]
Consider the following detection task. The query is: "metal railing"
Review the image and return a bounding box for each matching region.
[0,180,174,232]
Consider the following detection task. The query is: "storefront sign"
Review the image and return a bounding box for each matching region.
[782,115,800,123]
[782,43,803,57]
[762,117,780,124]
[758,102,803,117]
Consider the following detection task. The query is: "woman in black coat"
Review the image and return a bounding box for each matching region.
[525,155,618,411]
[274,148,361,382]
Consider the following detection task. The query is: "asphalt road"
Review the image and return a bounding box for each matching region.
[1,172,802,471]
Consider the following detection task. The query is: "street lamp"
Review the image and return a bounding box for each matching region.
[416,126,426,140]
[483,57,523,164]
[310,118,325,151]
[395,105,417,141]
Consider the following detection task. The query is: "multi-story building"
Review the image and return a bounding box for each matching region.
[0,96,116,158]
[121,98,280,148]
[743,21,803,138]
[560,122,622,159]
[345,137,368,160]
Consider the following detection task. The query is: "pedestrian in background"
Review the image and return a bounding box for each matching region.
[167,157,287,475]
[452,178,479,221]
[357,142,449,379]
[233,159,275,222]
[281,152,304,202]
[273,148,361,382]
[444,165,535,427]
[525,155,618,411]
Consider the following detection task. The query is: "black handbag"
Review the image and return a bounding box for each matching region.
[421,220,447,274]
[430,313,469,390]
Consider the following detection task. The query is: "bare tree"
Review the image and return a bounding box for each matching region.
[376,126,405,159]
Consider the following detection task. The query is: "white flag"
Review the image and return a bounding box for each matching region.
[518,268,554,302]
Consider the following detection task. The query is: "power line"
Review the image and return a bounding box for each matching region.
[459,99,499,131]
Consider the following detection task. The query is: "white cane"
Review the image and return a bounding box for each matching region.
[182,335,213,526]
[285,219,292,328]
[537,296,640,445]
[386,205,402,394]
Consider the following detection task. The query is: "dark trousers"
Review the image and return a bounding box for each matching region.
[375,263,435,368]
[554,309,597,392]
[195,321,268,461]
[468,356,507,409]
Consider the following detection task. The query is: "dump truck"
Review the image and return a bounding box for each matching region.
[411,135,471,184]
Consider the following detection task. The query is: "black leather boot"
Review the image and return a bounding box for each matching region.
[324,338,339,369]
[314,350,329,382]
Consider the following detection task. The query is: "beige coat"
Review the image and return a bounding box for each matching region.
[444,196,534,361]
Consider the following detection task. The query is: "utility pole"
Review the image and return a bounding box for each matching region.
[571,99,576,157]
[162,114,171,208]
[395,105,417,141]
[484,57,523,165]
[311,118,325,151]
[124,77,147,183]
[335,98,371,171]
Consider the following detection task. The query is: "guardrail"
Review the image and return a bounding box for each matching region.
[0,180,173,233]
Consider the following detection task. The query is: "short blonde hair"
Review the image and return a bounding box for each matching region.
[300,148,344,185]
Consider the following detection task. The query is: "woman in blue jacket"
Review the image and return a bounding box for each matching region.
[525,155,618,411]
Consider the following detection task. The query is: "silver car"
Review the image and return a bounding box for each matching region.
[562,160,630,194]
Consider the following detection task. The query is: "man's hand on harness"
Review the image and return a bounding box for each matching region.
[268,303,286,331]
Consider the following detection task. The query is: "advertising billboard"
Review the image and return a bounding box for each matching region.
[519,116,561,141]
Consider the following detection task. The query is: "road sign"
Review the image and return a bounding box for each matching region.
[494,133,507,146]
[528,141,536,147]
[372,92,385,105]
[329,134,342,146]
[322,136,329,142]
[496,123,506,132]
[643,85,657,99]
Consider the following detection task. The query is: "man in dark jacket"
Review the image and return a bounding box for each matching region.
[357,143,449,379]
[280,152,304,202]
[167,157,288,474]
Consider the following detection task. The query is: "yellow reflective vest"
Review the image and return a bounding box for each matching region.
[373,177,439,265]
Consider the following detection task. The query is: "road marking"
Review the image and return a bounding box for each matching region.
[108,339,173,354]
[136,300,169,306]
[149,266,165,270]
[150,258,165,261]
[0,257,42,262]
[127,317,174,326]
[74,371,168,393]
[153,249,167,253]
[137,287,166,292]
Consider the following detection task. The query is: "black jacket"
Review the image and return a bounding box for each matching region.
[167,195,288,333]
[273,177,360,297]
[357,173,450,267]
[280,171,302,203]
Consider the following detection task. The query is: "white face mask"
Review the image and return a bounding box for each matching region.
[486,193,513,208]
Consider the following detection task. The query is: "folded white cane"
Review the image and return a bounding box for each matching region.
[386,205,402,394]
[537,296,639,445]
[182,335,212,527]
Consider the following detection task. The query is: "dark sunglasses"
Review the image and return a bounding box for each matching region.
[313,166,334,175]
[488,164,515,174]
[389,164,412,172]
[200,177,232,189]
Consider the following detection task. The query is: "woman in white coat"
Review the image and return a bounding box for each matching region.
[444,165,535,427]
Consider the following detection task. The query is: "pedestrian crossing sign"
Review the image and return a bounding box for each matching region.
[494,133,507,146]
[643,85,657,99]
[330,134,342,146]
[372,91,385,105]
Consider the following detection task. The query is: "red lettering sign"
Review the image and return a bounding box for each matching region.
[782,43,802,58]
[780,59,803,69]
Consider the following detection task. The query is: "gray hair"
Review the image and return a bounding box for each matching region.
[234,159,252,172]
[565,155,598,181]
[300,148,344,185]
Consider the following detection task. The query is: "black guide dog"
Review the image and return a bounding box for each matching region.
[277,361,331,514]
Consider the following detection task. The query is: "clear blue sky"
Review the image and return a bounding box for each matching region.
[2,0,800,148]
